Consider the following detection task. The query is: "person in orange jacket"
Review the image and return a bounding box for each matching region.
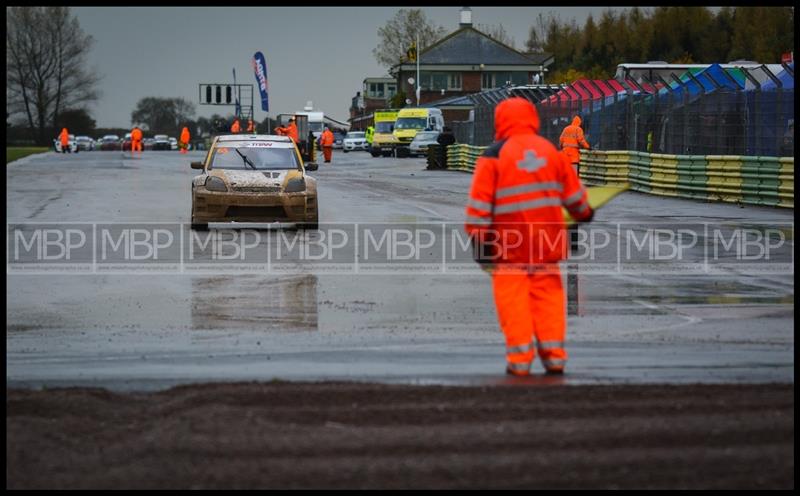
[320,126,334,163]
[559,115,590,171]
[59,127,70,153]
[275,117,299,143]
[230,118,241,134]
[246,119,255,134]
[179,126,190,154]
[464,97,594,377]
[130,126,143,157]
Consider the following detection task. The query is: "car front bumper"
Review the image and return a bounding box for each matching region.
[192,189,318,223]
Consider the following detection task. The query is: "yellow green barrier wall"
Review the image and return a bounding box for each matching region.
[444,145,794,209]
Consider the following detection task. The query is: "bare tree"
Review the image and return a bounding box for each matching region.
[373,9,447,73]
[525,12,554,53]
[6,7,101,145]
[477,24,516,49]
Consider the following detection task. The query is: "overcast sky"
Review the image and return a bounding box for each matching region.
[72,6,627,128]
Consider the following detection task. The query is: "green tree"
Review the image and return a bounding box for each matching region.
[55,108,96,136]
[389,90,408,109]
[373,9,447,73]
[131,97,196,135]
[730,7,794,62]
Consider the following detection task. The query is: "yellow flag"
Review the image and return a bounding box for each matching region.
[406,43,417,62]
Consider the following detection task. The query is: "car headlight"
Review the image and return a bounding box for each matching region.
[204,176,228,192]
[285,177,306,193]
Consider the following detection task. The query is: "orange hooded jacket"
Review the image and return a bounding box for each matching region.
[464,98,592,266]
[559,116,590,164]
[320,129,334,146]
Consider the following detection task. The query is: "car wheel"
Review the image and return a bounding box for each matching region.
[343,150,349,153]
[191,220,209,231]
[298,204,319,230]
[298,221,318,230]
[370,151,380,157]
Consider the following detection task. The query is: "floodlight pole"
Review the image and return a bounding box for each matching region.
[416,32,420,106]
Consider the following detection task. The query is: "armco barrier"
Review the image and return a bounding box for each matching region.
[444,145,794,208]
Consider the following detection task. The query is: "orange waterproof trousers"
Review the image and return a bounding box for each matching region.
[561,146,580,167]
[491,264,568,375]
[322,146,333,163]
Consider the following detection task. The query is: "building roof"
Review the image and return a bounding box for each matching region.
[363,76,396,83]
[422,94,474,108]
[419,27,547,66]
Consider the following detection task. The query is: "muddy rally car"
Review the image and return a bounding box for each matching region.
[190,134,319,230]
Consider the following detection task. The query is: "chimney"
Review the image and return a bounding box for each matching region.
[460,7,472,28]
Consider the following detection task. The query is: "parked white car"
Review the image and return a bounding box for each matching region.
[169,137,178,150]
[409,131,441,157]
[53,134,79,153]
[342,131,368,152]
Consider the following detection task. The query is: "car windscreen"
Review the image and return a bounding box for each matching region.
[209,144,299,171]
[414,132,439,141]
[103,135,119,141]
[375,122,394,133]
[346,133,365,139]
[308,122,324,133]
[395,117,426,130]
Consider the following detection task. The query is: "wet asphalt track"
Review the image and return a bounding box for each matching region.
[6,150,794,390]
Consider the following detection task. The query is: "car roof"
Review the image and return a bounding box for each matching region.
[216,134,292,143]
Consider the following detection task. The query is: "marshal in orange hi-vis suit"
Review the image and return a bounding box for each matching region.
[180,127,190,154]
[464,98,594,377]
[275,118,299,143]
[559,115,590,169]
[320,127,334,163]
[131,127,143,156]
[59,127,70,153]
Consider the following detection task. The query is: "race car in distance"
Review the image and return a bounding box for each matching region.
[190,134,319,230]
[75,136,95,151]
[98,135,121,151]
[152,134,171,150]
[121,133,136,152]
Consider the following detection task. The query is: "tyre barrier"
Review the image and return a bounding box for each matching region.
[445,144,485,173]
[444,144,794,209]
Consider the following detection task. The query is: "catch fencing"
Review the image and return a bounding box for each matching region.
[449,65,794,158]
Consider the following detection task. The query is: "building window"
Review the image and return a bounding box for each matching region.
[481,71,529,89]
[387,85,397,98]
[420,72,462,91]
[369,82,386,98]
